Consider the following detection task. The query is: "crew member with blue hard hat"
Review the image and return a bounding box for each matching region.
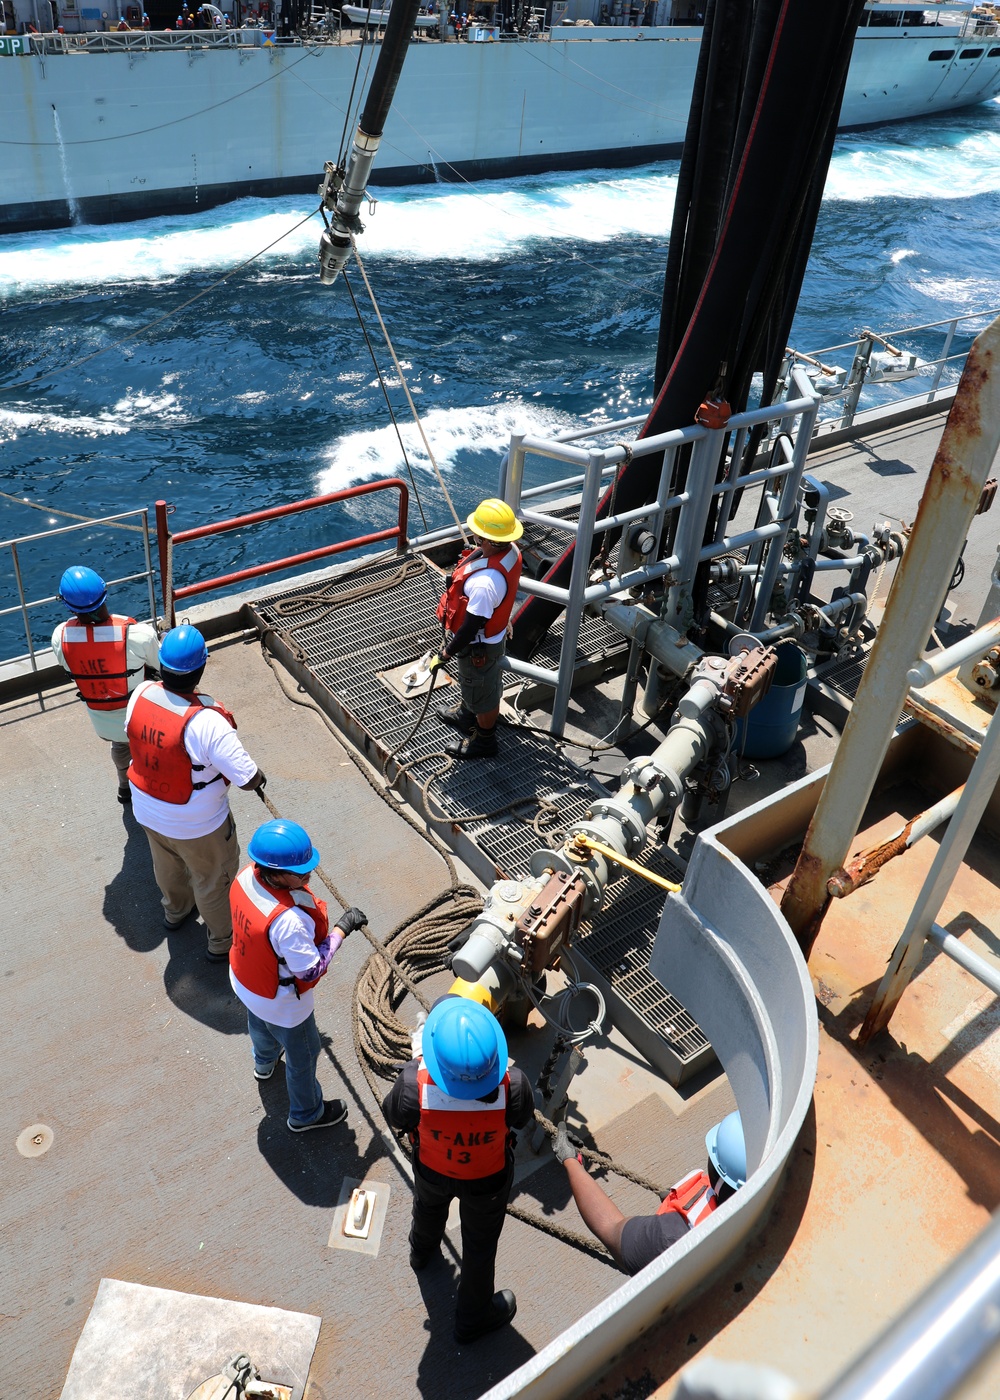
[125,623,266,961]
[52,565,161,804]
[383,997,534,1343]
[554,1108,746,1274]
[229,818,367,1132]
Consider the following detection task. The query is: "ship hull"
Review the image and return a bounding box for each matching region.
[2,24,1000,233]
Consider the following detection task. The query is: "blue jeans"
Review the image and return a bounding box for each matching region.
[246,1008,323,1127]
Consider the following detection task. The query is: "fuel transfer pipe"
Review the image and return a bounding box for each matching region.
[318,0,423,286]
[530,686,728,918]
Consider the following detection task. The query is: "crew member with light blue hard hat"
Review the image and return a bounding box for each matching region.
[52,563,161,804]
[383,995,535,1344]
[125,623,267,961]
[554,1108,746,1274]
[706,1109,747,1190]
[229,818,367,1132]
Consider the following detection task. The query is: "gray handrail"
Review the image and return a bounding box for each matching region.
[822,1210,1000,1400]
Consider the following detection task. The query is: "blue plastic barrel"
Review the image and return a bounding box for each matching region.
[735,643,808,759]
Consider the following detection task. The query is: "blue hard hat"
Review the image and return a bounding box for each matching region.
[58,565,107,613]
[247,819,320,874]
[706,1109,746,1191]
[422,997,507,1100]
[159,624,209,673]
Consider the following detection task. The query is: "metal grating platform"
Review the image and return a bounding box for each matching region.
[248,552,711,1074]
[813,641,913,730]
[578,846,708,1064]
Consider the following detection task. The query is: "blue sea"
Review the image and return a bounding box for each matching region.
[2,99,1000,653]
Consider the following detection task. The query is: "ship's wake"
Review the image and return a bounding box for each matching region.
[2,101,999,295]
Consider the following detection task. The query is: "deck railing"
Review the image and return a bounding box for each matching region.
[791,306,1000,436]
[0,509,157,673]
[156,477,408,627]
[487,366,821,735]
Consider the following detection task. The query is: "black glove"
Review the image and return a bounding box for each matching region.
[554,1122,582,1165]
[336,907,368,935]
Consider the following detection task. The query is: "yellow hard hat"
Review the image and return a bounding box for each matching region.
[448,976,497,1012]
[467,497,524,543]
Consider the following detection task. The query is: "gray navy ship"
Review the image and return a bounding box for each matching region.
[3,0,1000,231]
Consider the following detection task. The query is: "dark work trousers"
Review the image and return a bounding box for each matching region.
[410,1161,514,1324]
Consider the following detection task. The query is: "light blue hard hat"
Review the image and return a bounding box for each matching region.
[159,624,209,674]
[58,565,107,613]
[705,1109,746,1191]
[422,997,507,1100]
[247,819,320,874]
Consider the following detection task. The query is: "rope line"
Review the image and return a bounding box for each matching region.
[1,206,322,393]
[341,267,430,531]
[0,46,321,147]
[0,489,143,531]
[350,241,471,545]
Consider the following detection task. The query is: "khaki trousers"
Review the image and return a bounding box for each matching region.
[140,812,240,955]
[110,739,132,793]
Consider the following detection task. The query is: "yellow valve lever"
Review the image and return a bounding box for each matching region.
[568,833,682,894]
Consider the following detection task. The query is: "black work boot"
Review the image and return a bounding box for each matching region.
[454,1290,517,1344]
[436,702,476,735]
[445,725,498,760]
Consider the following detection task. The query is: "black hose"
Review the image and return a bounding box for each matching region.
[357,0,423,137]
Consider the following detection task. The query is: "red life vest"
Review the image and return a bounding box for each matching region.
[126,681,237,805]
[656,1169,718,1228]
[436,544,522,643]
[229,864,329,998]
[60,614,139,712]
[415,1063,510,1179]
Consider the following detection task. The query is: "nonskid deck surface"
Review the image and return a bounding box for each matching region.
[248,551,712,1073]
[2,633,733,1400]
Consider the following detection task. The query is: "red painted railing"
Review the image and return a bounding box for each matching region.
[155,479,409,626]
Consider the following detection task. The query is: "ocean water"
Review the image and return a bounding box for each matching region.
[2,99,1000,650]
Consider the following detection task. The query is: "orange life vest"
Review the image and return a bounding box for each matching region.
[436,544,522,642]
[229,864,329,998]
[126,680,237,804]
[60,614,139,711]
[656,1169,718,1228]
[415,1063,510,1179]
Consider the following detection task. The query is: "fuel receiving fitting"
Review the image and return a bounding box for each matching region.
[448,644,777,1037]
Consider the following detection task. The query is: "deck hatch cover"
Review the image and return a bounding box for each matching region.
[250,553,710,1067]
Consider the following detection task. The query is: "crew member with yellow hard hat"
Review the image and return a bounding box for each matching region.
[429,498,523,761]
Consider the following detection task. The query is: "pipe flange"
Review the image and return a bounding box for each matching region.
[589,798,647,855]
[528,842,605,914]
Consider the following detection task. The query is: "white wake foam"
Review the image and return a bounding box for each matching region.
[826,122,1000,201]
[0,405,129,441]
[0,206,321,297]
[0,167,678,293]
[317,400,577,492]
[2,105,999,291]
